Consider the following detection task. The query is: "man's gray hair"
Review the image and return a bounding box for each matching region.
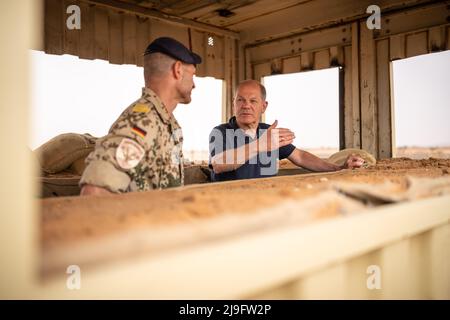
[235,80,267,101]
[144,52,176,80]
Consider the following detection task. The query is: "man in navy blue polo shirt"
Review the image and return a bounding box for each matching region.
[208,80,364,182]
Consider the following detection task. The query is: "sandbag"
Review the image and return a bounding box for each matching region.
[328,148,376,167]
[35,133,97,174]
[68,156,89,176]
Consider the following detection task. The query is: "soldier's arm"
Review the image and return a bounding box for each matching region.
[79,103,159,194]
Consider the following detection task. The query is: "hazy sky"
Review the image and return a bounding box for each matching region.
[391,50,450,147]
[264,68,340,149]
[30,50,222,152]
[30,49,450,155]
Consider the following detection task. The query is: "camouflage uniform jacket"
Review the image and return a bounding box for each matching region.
[80,87,184,193]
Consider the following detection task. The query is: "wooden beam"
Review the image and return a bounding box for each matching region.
[376,39,392,159]
[83,0,239,39]
[351,22,361,149]
[223,37,233,122]
[359,21,377,157]
[240,0,439,46]
[343,45,353,148]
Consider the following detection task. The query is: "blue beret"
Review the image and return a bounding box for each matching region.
[144,37,202,65]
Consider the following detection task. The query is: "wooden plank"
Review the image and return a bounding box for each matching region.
[248,25,351,65]
[359,21,377,158]
[428,26,445,52]
[270,58,282,75]
[330,46,344,67]
[313,49,330,70]
[253,63,271,82]
[63,0,80,56]
[406,32,428,58]
[389,34,405,60]
[300,52,313,71]
[245,48,252,79]
[108,10,123,65]
[378,2,448,38]
[122,13,136,65]
[237,43,246,83]
[135,16,150,67]
[238,0,431,44]
[339,67,345,150]
[191,30,206,77]
[223,37,232,122]
[150,19,190,47]
[282,57,301,74]
[343,45,353,148]
[84,0,239,39]
[351,22,361,149]
[94,6,109,61]
[79,1,95,60]
[447,26,450,50]
[376,39,392,159]
[204,34,225,79]
[45,0,64,55]
[231,39,238,98]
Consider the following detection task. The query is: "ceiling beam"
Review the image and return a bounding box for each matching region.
[83,0,240,39]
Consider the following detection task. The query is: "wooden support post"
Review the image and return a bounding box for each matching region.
[343,45,353,148]
[351,22,361,149]
[376,39,392,159]
[359,21,377,158]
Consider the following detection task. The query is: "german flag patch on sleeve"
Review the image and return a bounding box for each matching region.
[132,125,147,138]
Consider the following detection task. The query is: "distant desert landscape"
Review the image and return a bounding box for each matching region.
[395,146,450,159]
[183,147,450,164]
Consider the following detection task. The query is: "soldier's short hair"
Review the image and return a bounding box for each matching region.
[144,52,176,79]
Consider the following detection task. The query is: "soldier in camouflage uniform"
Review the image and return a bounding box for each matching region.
[79,37,202,195]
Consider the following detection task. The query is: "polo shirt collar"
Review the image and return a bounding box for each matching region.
[228,116,263,138]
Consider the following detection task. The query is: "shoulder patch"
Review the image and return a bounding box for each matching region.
[132,103,150,113]
[116,138,145,169]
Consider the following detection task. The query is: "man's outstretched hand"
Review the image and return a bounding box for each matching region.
[258,120,295,152]
[343,154,365,169]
